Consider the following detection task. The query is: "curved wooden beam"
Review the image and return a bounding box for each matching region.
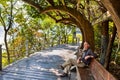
[40,6,94,47]
[22,0,95,50]
[40,6,85,28]
[56,18,84,36]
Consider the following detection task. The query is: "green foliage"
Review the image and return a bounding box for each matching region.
[41,15,55,29]
[25,5,41,18]
[94,24,101,50]
[0,0,9,7]
[109,21,114,35]
[0,0,95,67]
[1,1,120,79]
[2,52,8,67]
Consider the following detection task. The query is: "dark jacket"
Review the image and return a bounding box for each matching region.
[81,48,96,65]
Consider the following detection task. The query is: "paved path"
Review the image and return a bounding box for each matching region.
[0,45,78,80]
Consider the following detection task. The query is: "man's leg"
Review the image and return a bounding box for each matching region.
[62,58,76,68]
[62,59,85,73]
[63,64,72,74]
[60,59,78,77]
[77,62,86,67]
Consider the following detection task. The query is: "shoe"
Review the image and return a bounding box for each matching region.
[60,73,68,77]
[70,66,76,72]
[60,65,64,70]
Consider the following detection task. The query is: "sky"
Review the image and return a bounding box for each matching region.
[0,27,4,44]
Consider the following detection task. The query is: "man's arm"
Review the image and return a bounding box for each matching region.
[75,48,82,55]
[85,49,95,60]
[85,55,94,60]
[77,56,82,63]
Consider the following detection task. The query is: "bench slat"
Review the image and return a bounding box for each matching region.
[76,67,94,80]
[90,59,117,80]
[76,59,117,80]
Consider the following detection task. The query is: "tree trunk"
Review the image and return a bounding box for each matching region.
[101,0,120,38]
[100,20,109,65]
[104,25,117,70]
[43,31,48,48]
[80,30,84,49]
[51,39,54,47]
[58,36,61,45]
[4,31,10,63]
[64,28,67,44]
[72,31,76,44]
[0,45,2,71]
[66,29,68,44]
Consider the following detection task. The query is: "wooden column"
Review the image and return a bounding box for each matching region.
[0,45,2,71]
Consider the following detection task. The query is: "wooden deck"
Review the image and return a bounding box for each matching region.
[0,45,78,80]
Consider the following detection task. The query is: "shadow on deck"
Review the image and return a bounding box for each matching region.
[0,44,78,80]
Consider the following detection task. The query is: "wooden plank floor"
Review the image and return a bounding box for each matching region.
[0,45,78,80]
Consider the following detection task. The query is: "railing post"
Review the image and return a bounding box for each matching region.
[0,45,2,71]
[25,40,29,57]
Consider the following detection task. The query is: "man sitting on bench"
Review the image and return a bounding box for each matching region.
[60,41,95,77]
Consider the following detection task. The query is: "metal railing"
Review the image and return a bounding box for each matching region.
[0,42,37,71]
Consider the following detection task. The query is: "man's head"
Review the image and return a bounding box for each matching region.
[83,41,90,50]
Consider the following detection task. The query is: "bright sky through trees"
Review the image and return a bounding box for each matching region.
[0,27,4,44]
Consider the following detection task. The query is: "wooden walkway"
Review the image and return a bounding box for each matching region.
[0,45,78,80]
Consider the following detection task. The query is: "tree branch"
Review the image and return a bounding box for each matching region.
[40,5,86,26]
[22,0,43,12]
[92,11,111,25]
[101,0,120,37]
[0,15,6,30]
[61,0,65,6]
[46,12,57,21]
[46,0,55,6]
[7,0,13,32]
[22,0,88,29]
[56,17,76,24]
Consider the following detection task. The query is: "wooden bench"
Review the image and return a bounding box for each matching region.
[76,59,117,80]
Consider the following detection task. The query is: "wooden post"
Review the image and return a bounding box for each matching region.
[26,40,28,57]
[0,45,2,71]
